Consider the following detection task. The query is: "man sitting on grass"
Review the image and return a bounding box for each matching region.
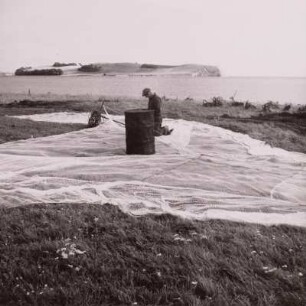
[142,88,173,136]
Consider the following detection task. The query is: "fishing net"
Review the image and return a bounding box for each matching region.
[1,112,306,227]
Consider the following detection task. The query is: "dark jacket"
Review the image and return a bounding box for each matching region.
[148,93,162,125]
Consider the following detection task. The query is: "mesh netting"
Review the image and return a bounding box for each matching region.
[2,112,306,227]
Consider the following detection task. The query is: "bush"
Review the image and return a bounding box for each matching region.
[283,104,291,111]
[245,101,256,110]
[78,64,103,73]
[140,64,175,69]
[203,96,224,107]
[52,62,77,67]
[212,96,224,106]
[221,114,231,118]
[230,101,244,107]
[15,68,63,76]
[297,105,306,113]
[262,101,279,112]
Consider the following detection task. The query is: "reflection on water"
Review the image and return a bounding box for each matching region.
[0,76,305,105]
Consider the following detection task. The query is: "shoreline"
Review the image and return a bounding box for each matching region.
[1,75,306,105]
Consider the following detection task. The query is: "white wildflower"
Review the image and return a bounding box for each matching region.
[75,249,86,255]
[265,268,277,274]
[61,253,68,259]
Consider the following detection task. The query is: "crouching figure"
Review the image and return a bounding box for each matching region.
[142,88,173,136]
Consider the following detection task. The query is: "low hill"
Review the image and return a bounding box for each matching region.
[15,62,221,77]
[79,62,221,77]
[137,64,221,77]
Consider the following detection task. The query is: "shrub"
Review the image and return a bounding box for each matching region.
[230,101,244,107]
[78,64,103,73]
[52,62,77,67]
[283,104,291,111]
[202,96,224,107]
[140,64,176,69]
[245,101,256,110]
[297,105,306,113]
[262,101,279,112]
[202,100,214,107]
[221,114,231,118]
[15,68,63,76]
[212,96,224,106]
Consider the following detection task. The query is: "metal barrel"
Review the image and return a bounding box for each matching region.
[125,109,155,155]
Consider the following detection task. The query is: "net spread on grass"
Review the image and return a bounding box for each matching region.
[1,112,306,227]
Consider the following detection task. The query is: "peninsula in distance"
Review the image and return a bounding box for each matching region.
[13,62,221,77]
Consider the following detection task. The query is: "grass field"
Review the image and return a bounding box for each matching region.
[0,94,306,305]
[1,203,305,306]
[0,116,85,144]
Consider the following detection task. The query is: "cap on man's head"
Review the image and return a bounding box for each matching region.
[142,88,151,96]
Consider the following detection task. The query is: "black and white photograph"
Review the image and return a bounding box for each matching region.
[0,0,305,305]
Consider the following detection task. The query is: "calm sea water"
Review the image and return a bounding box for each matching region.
[0,76,305,105]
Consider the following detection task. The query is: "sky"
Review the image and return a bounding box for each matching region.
[0,0,306,76]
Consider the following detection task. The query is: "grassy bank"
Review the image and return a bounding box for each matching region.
[0,203,305,306]
[0,96,306,153]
